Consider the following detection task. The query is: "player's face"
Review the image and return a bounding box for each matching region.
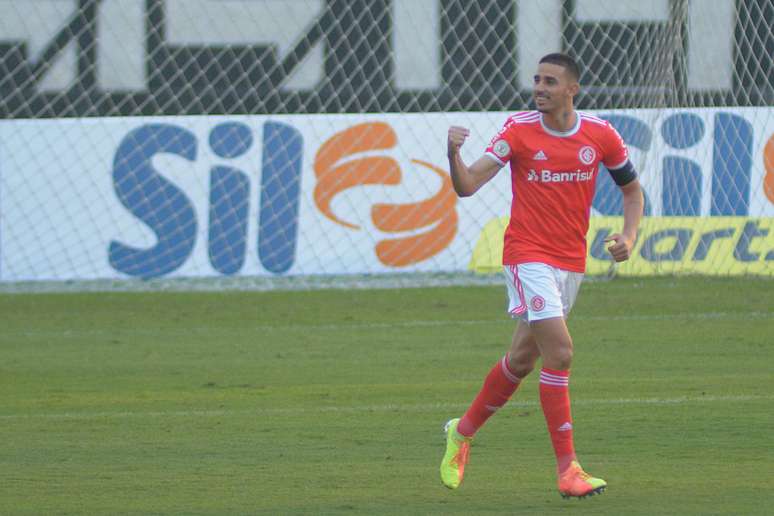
[533,63,578,113]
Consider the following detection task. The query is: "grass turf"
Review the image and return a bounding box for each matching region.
[0,277,772,514]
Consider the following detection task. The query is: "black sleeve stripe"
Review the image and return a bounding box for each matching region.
[607,160,637,186]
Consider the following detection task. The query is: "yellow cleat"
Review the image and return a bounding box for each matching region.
[440,418,472,489]
[558,461,607,499]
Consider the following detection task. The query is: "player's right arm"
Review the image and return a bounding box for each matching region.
[447,126,502,197]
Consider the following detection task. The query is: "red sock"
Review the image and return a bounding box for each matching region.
[457,355,521,437]
[539,368,576,474]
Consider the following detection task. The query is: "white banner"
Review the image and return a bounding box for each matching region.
[1,107,773,281]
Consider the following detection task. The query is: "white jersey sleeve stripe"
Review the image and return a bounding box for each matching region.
[509,110,538,118]
[509,113,540,123]
[579,113,608,126]
[484,152,507,167]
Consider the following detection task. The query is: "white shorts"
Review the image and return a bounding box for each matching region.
[503,262,584,322]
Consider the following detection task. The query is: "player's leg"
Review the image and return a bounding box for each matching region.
[440,323,537,489]
[440,269,541,489]
[519,263,606,498]
[457,321,538,437]
[529,316,576,473]
[518,263,577,475]
[507,320,541,379]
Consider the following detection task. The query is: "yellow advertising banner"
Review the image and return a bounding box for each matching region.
[469,217,774,276]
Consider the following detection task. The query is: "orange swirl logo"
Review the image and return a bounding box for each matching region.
[764,132,774,205]
[314,122,458,267]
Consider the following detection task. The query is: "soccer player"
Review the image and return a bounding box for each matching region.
[440,53,644,498]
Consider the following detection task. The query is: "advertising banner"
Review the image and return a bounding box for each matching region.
[1,107,772,281]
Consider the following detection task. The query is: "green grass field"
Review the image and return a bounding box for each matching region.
[1,277,772,515]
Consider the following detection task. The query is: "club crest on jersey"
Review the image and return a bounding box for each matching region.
[578,146,596,165]
[531,295,545,311]
[493,139,510,158]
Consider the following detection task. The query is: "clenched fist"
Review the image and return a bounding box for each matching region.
[604,233,635,262]
[447,126,470,158]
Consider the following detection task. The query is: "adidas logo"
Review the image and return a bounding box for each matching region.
[558,422,573,432]
[533,150,548,160]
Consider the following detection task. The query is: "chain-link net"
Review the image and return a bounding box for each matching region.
[0,0,772,289]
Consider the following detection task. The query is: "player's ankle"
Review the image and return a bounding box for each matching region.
[557,455,577,475]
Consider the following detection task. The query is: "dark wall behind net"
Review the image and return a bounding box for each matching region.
[0,0,770,118]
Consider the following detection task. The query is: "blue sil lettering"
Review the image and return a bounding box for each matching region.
[110,121,303,279]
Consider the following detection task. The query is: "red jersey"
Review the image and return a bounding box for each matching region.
[485,111,629,272]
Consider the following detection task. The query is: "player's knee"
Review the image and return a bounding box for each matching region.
[543,340,573,370]
[552,345,573,370]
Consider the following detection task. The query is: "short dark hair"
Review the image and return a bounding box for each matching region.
[539,53,581,82]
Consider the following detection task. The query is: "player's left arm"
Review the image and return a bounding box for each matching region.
[605,168,644,262]
[600,121,644,262]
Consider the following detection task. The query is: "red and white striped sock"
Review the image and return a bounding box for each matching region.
[457,355,521,437]
[539,367,576,474]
